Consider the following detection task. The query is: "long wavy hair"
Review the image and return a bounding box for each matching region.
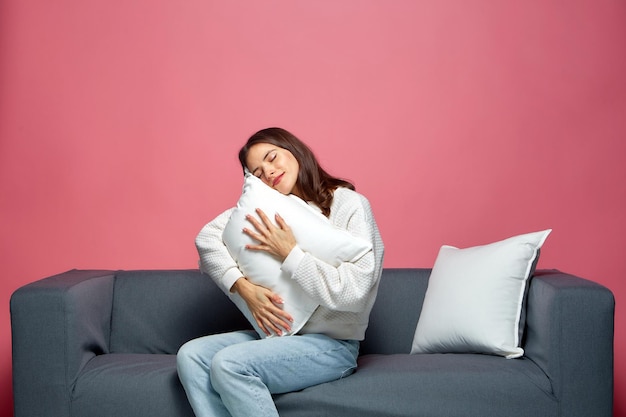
[238,127,354,217]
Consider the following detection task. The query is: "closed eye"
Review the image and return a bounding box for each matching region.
[250,149,277,179]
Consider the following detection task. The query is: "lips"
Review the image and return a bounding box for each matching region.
[272,173,284,187]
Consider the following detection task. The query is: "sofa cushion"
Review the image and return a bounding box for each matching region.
[222,174,371,337]
[274,353,556,417]
[411,230,551,358]
[72,354,194,417]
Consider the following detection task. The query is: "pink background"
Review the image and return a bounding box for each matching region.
[1,1,625,416]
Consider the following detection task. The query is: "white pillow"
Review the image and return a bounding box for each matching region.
[411,229,552,359]
[222,174,372,338]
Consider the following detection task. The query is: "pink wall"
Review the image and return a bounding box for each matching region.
[1,1,625,416]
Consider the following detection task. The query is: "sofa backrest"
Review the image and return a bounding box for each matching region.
[109,270,250,354]
[360,268,430,355]
[106,269,430,355]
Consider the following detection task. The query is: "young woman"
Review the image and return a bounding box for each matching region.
[177,127,384,417]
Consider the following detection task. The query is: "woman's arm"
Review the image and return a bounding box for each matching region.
[195,208,244,294]
[281,193,383,313]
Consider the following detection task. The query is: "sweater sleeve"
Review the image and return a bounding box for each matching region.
[281,192,382,313]
[194,208,244,294]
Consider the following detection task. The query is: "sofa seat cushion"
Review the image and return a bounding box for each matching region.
[72,353,557,417]
[274,353,557,417]
[71,354,194,417]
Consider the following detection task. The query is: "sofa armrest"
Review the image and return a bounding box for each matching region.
[11,270,116,417]
[524,270,614,417]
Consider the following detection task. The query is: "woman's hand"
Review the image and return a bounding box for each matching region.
[232,277,293,336]
[243,209,296,261]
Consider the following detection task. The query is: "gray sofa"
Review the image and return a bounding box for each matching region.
[11,268,614,417]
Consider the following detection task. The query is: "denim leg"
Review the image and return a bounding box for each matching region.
[176,330,259,417]
[211,334,360,417]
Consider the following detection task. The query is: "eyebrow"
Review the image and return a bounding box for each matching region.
[251,149,276,176]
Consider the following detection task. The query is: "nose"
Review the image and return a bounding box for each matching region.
[263,166,276,180]
[262,166,275,182]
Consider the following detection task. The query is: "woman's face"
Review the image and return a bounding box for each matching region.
[246,142,301,197]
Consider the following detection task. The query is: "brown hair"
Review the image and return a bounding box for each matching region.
[238,127,354,217]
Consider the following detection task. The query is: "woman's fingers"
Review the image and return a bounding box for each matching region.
[274,213,291,232]
[243,216,266,238]
[242,209,296,259]
[254,208,275,230]
[244,209,274,236]
[253,299,293,336]
[235,278,293,336]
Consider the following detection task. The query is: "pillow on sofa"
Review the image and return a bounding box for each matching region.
[223,174,372,338]
[410,229,551,359]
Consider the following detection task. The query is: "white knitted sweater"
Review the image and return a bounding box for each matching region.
[195,187,385,341]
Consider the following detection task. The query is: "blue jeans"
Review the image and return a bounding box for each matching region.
[176,330,360,417]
